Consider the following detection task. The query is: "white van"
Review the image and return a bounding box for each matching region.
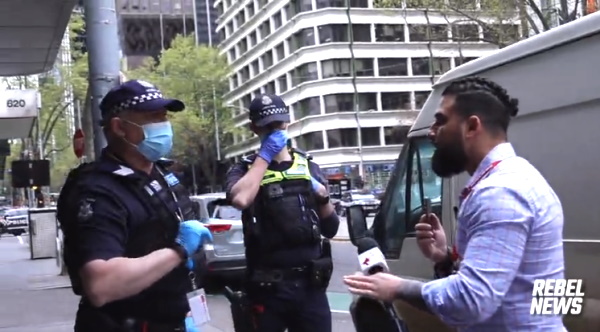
[347,11,600,332]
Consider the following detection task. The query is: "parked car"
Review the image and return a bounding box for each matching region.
[0,207,29,236]
[189,193,246,284]
[336,189,381,217]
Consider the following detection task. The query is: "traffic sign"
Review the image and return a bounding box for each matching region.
[73,129,85,159]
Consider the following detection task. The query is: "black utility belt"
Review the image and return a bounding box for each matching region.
[122,318,185,332]
[252,266,310,283]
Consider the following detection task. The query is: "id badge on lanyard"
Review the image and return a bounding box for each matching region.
[153,168,211,326]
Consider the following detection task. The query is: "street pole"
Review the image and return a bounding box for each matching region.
[84,0,121,160]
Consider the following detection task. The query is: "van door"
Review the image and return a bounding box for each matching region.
[373,136,447,279]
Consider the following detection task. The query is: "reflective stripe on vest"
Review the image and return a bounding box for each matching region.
[259,153,311,186]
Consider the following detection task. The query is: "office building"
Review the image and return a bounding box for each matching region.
[116,0,219,69]
[216,0,510,187]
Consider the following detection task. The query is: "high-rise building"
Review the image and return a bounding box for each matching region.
[215,0,507,188]
[115,0,219,69]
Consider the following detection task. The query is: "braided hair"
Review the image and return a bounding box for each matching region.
[442,76,519,133]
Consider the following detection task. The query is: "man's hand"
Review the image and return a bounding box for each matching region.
[257,130,288,164]
[175,220,213,269]
[344,273,403,302]
[415,213,448,263]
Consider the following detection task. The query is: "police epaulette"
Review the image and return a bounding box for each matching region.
[291,148,313,161]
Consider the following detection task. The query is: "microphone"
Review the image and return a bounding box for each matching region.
[356,237,389,275]
[353,237,409,332]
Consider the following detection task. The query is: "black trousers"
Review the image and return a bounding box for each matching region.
[248,279,332,332]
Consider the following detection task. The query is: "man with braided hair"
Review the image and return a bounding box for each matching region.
[344,77,566,331]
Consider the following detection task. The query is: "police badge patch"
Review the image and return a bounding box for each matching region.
[77,199,95,222]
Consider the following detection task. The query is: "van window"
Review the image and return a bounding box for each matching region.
[374,137,442,258]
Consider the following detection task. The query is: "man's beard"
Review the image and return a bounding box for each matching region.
[431,140,468,178]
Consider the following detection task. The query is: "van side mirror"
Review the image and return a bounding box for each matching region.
[346,205,368,246]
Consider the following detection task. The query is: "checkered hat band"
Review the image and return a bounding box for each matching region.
[252,107,287,119]
[111,92,164,114]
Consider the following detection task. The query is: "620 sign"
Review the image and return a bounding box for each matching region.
[6,99,26,108]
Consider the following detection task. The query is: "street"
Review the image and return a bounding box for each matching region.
[0,227,362,332]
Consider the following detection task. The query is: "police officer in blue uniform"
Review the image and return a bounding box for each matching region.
[226,94,340,332]
[57,80,212,332]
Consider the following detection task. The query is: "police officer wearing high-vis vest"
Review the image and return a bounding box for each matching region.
[56,80,212,332]
[226,94,340,332]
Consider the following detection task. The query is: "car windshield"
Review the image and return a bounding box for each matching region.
[215,206,242,220]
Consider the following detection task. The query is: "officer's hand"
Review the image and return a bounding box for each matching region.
[176,220,213,268]
[258,130,288,163]
[185,316,199,332]
[310,176,328,198]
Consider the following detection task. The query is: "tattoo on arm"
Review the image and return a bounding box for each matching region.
[394,279,432,314]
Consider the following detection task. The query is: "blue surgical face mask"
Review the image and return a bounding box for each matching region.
[125,120,174,162]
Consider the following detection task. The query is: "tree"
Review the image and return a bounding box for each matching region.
[128,35,235,189]
[374,0,586,47]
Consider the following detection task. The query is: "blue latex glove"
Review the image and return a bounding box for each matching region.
[185,316,200,332]
[310,176,323,192]
[175,220,213,270]
[258,130,288,163]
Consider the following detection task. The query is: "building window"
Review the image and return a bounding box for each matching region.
[318,24,371,43]
[228,49,236,62]
[262,51,273,69]
[361,127,380,146]
[289,28,316,53]
[257,0,268,10]
[249,31,257,47]
[375,24,405,42]
[415,91,430,109]
[253,89,261,98]
[293,96,321,120]
[241,94,253,108]
[240,66,250,83]
[245,2,255,20]
[412,57,430,76]
[447,0,477,9]
[251,60,260,76]
[260,21,271,39]
[322,59,374,78]
[328,128,357,148]
[289,0,313,16]
[275,43,285,60]
[292,62,318,85]
[323,93,377,113]
[381,92,411,110]
[296,131,324,150]
[272,11,283,30]
[378,58,408,76]
[483,24,521,46]
[277,75,288,93]
[316,0,368,8]
[432,58,451,75]
[235,12,245,29]
[455,57,478,66]
[239,39,248,54]
[409,24,448,42]
[229,77,238,90]
[384,126,409,145]
[264,81,275,95]
[452,24,480,41]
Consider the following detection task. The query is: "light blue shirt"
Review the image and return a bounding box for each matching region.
[421,143,566,331]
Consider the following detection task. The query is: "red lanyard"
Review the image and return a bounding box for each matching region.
[451,160,502,262]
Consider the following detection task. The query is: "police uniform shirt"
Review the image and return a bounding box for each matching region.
[70,151,190,321]
[225,152,339,268]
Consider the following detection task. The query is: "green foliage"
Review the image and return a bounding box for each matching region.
[127,34,235,186]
